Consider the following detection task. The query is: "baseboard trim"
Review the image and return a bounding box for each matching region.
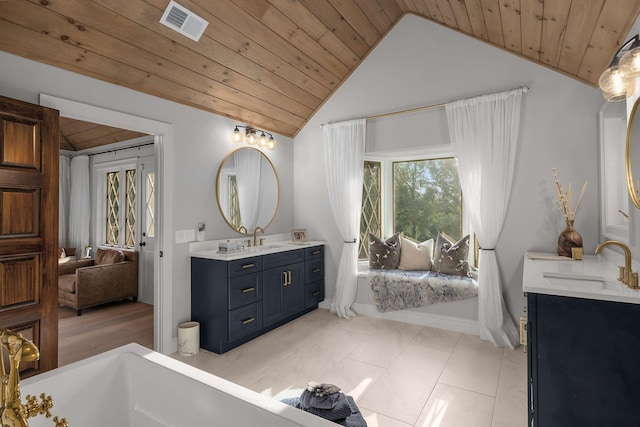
[319,299,480,336]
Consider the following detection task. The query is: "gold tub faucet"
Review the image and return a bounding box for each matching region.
[0,329,68,427]
[595,240,639,289]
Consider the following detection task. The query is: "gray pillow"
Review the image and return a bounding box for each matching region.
[432,233,470,276]
[368,233,401,269]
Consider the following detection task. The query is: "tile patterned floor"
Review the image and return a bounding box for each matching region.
[172,309,527,427]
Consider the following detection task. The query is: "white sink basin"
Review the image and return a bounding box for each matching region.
[542,271,614,290]
[251,244,280,251]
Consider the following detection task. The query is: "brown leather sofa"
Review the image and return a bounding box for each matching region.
[58,247,138,315]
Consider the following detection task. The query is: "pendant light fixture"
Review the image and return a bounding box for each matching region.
[230,125,277,150]
[599,35,640,101]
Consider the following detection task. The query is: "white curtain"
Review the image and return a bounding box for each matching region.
[59,155,70,247]
[445,88,525,348]
[323,119,366,318]
[234,149,262,232]
[68,155,91,254]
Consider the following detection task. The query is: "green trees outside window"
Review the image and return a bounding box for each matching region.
[393,158,461,243]
[359,157,463,260]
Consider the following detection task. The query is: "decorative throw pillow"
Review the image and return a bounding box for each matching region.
[95,248,125,265]
[432,233,470,277]
[368,232,401,269]
[397,237,433,271]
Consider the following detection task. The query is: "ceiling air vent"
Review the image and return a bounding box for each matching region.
[159,1,209,42]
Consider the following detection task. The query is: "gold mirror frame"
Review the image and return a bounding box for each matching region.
[627,97,640,209]
[216,147,280,235]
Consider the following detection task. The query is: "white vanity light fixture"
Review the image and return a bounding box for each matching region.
[230,125,277,150]
[599,35,640,101]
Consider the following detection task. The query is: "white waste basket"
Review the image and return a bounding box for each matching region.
[178,321,200,356]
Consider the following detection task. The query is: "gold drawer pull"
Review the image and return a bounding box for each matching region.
[242,317,255,325]
[312,250,321,255]
[282,271,292,286]
[312,268,321,273]
[241,263,255,269]
[241,287,255,293]
[312,291,320,296]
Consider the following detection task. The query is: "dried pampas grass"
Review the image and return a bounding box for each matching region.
[552,168,589,222]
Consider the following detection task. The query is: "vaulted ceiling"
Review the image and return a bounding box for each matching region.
[1,0,639,139]
[59,117,149,152]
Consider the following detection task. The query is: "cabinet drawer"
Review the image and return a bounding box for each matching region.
[305,281,323,308]
[305,258,324,283]
[229,256,262,277]
[263,249,304,270]
[228,302,263,342]
[305,246,324,259]
[229,273,262,310]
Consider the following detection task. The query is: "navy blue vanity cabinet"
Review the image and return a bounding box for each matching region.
[191,244,324,354]
[304,246,325,308]
[527,293,640,426]
[191,256,262,354]
[263,249,305,327]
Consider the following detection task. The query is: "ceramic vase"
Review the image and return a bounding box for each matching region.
[557,219,583,257]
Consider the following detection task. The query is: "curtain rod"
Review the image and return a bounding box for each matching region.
[67,141,155,158]
[321,86,529,126]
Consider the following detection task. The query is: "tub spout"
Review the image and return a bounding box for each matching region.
[0,329,68,427]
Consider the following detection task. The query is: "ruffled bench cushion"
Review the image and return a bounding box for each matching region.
[368,269,478,313]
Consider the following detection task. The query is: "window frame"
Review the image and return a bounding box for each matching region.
[359,146,476,268]
[93,158,139,249]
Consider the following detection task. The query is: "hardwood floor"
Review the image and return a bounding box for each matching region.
[58,301,154,366]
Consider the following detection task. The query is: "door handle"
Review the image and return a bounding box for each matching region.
[139,241,146,247]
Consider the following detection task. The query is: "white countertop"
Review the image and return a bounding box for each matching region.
[190,240,325,261]
[523,252,640,304]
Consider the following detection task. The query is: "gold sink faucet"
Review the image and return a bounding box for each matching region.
[595,240,639,289]
[253,226,264,247]
[0,329,68,427]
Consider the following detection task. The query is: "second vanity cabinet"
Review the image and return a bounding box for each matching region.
[523,254,640,426]
[191,245,324,354]
[527,293,640,426]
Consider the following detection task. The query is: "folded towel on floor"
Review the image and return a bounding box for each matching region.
[334,396,367,427]
[300,388,342,409]
[281,393,353,421]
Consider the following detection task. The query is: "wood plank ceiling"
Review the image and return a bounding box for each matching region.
[59,117,149,152]
[1,0,639,140]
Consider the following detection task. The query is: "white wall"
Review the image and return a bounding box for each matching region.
[0,12,608,345]
[0,51,294,351]
[294,14,604,325]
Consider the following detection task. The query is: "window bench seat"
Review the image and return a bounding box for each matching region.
[366,269,478,313]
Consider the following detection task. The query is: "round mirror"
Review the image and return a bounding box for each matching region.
[216,147,279,234]
[627,97,640,208]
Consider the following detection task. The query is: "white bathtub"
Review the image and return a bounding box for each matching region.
[21,343,335,426]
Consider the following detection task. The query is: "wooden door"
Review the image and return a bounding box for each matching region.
[0,95,59,375]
